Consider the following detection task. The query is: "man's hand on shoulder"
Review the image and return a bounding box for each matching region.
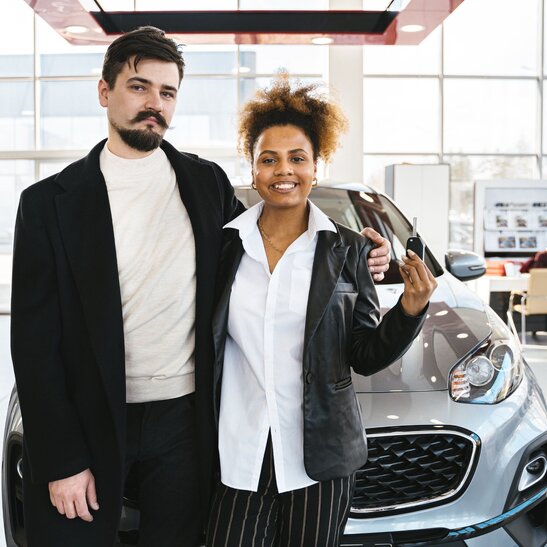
[48,468,99,522]
[362,227,391,282]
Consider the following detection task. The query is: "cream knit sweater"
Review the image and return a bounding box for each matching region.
[100,144,196,403]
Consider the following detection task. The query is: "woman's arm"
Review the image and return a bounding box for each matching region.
[350,246,436,376]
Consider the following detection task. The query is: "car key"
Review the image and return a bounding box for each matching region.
[406,217,425,260]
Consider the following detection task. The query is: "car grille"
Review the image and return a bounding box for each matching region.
[351,429,479,516]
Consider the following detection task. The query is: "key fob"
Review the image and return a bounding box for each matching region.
[406,236,425,260]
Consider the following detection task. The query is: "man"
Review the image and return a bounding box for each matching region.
[11,27,391,546]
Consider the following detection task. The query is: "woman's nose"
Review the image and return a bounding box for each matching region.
[274,159,293,175]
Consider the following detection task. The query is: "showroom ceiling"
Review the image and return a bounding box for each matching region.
[23,0,465,46]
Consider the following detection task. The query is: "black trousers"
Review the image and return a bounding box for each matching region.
[206,439,355,547]
[125,392,200,547]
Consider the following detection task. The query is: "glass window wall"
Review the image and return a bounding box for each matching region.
[363,0,546,250]
[2,0,547,257]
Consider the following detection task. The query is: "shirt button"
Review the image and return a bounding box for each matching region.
[305,372,313,384]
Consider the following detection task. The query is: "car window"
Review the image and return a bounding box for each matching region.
[233,186,443,284]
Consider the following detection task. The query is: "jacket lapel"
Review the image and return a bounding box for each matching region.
[160,142,226,340]
[54,141,126,447]
[212,232,244,379]
[161,140,221,270]
[304,229,349,354]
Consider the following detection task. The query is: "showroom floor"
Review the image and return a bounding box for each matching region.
[0,318,545,547]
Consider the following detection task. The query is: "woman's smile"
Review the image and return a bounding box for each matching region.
[269,181,298,192]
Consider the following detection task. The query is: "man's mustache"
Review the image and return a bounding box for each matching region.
[131,110,168,129]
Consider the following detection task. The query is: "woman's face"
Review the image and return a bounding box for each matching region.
[252,124,317,212]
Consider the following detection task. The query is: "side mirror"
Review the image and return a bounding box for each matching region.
[445,249,486,281]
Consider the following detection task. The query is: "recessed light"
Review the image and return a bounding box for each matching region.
[311,37,333,45]
[457,333,469,339]
[387,415,399,420]
[64,25,89,34]
[400,24,425,33]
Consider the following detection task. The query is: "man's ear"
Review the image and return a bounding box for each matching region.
[98,79,109,107]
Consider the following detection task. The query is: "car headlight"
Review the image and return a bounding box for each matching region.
[449,307,523,404]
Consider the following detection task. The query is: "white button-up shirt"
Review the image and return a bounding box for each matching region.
[219,201,337,493]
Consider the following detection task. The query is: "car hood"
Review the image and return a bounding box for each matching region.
[353,273,492,393]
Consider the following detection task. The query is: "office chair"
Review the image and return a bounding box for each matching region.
[509,269,547,345]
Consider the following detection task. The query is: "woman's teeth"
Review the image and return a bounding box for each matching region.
[272,183,296,190]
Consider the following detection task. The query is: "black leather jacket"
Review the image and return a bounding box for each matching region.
[212,221,427,481]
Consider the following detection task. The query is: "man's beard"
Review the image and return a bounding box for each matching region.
[116,126,164,152]
[112,110,169,152]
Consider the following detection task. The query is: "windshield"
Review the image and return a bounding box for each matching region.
[234,187,443,284]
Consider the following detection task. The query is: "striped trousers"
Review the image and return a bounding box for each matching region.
[206,440,355,547]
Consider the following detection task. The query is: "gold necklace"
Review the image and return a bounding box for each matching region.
[257,217,286,254]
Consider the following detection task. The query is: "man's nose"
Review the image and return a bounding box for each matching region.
[145,91,163,112]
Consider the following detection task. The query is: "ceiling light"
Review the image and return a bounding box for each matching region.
[235,66,251,74]
[64,25,89,34]
[400,24,425,33]
[311,37,333,45]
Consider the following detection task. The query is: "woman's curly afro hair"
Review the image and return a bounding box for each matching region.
[238,74,348,163]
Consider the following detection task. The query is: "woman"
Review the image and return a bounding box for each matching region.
[207,77,437,547]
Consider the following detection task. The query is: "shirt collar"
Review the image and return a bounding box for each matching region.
[224,200,337,242]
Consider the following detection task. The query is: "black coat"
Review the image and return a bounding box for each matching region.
[212,222,426,481]
[10,139,243,546]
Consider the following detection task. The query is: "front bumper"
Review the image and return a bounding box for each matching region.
[341,485,547,546]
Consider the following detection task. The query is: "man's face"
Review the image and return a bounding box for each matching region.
[98,57,180,153]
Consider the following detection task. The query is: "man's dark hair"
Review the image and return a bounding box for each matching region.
[102,26,185,88]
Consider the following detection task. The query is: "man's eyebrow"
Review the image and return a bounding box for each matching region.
[126,76,178,93]
[162,84,179,93]
[126,76,150,86]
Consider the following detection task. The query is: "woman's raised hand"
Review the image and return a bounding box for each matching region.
[399,250,437,316]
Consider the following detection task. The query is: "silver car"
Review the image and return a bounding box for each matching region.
[4,183,547,547]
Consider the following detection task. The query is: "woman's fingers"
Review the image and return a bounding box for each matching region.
[401,251,428,283]
[399,252,438,316]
